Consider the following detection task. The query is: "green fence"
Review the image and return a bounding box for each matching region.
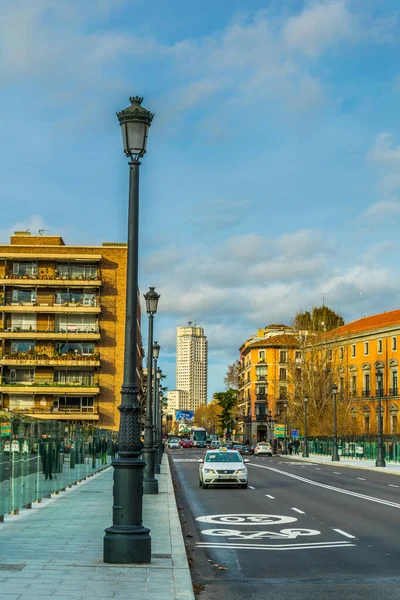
[300,435,400,462]
[0,411,116,519]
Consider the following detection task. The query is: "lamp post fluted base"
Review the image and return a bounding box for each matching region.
[332,452,340,461]
[142,447,158,494]
[104,526,151,564]
[104,455,151,564]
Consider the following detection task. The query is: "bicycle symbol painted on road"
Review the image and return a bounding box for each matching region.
[196,514,297,526]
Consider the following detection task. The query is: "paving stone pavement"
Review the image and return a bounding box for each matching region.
[0,456,194,600]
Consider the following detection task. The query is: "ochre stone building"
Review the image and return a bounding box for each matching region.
[0,231,143,431]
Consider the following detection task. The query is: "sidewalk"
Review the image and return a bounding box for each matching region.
[0,456,194,600]
[283,453,400,475]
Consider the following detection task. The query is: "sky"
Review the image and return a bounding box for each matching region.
[1,0,400,400]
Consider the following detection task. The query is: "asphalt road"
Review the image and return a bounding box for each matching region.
[169,448,400,600]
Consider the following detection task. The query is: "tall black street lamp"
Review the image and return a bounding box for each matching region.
[303,395,309,458]
[376,369,386,467]
[143,287,160,494]
[283,401,288,455]
[104,96,154,564]
[331,384,340,461]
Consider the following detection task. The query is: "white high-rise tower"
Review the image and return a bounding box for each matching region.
[176,321,208,410]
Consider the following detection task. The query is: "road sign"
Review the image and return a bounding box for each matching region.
[273,424,285,438]
[291,429,299,438]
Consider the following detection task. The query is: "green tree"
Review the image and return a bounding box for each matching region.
[293,305,344,333]
[214,388,238,435]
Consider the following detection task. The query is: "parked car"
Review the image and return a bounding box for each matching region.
[253,442,273,456]
[210,440,221,449]
[168,437,180,449]
[233,444,243,452]
[181,439,193,448]
[198,449,249,489]
[239,445,253,455]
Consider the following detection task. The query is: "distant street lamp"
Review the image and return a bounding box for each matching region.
[104,95,154,565]
[152,342,160,474]
[332,384,340,461]
[303,395,309,458]
[156,368,162,467]
[283,401,288,455]
[376,369,386,467]
[143,287,160,494]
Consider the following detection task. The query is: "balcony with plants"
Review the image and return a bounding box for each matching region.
[0,261,101,286]
[0,368,100,393]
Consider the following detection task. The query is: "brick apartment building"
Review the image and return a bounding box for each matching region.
[0,231,143,430]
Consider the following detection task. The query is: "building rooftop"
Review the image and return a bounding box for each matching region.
[329,309,400,338]
[246,333,299,349]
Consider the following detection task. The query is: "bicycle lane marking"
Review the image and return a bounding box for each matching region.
[195,513,356,552]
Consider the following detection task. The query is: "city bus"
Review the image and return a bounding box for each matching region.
[190,427,207,447]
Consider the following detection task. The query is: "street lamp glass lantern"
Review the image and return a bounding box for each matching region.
[304,395,308,403]
[332,384,338,394]
[376,369,383,385]
[144,287,160,315]
[117,96,154,159]
[152,341,160,359]
[156,367,162,380]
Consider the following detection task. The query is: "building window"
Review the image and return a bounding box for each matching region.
[340,377,344,395]
[392,371,398,396]
[393,337,397,351]
[258,350,265,362]
[279,351,287,364]
[351,375,357,396]
[56,342,96,355]
[339,347,344,359]
[9,395,34,410]
[7,368,35,383]
[11,288,36,304]
[295,351,301,360]
[56,264,97,280]
[378,339,383,354]
[364,373,370,396]
[54,370,94,385]
[255,365,267,380]
[364,415,370,433]
[364,342,369,356]
[391,414,398,434]
[351,344,356,358]
[13,262,37,277]
[11,314,37,331]
[10,340,36,354]
[55,315,98,333]
[279,368,287,381]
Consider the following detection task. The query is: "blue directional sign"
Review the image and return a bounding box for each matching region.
[291,429,299,438]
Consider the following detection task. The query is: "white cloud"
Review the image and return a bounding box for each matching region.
[0,215,47,243]
[363,199,400,219]
[283,1,357,58]
[368,132,400,166]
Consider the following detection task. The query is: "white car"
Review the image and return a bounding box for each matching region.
[254,442,273,456]
[198,449,249,489]
[168,437,180,449]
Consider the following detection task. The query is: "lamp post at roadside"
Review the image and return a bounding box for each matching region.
[104,96,154,564]
[332,384,340,461]
[303,395,309,458]
[143,287,160,494]
[283,402,288,455]
[376,369,386,467]
[152,342,160,474]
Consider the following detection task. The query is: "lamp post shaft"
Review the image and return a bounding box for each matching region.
[303,401,309,458]
[283,406,288,455]
[332,390,340,461]
[376,379,386,467]
[104,159,151,564]
[143,314,158,494]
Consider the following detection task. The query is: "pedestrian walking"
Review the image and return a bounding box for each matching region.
[288,441,293,455]
[100,437,108,465]
[294,439,300,455]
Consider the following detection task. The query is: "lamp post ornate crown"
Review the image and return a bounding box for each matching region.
[117,97,155,159]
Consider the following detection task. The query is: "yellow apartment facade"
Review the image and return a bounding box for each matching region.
[0,231,143,430]
[326,310,400,434]
[238,324,298,444]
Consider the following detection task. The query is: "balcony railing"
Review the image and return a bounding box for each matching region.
[0,352,100,363]
[2,299,100,309]
[256,394,267,401]
[2,380,99,388]
[390,388,398,396]
[256,375,266,381]
[362,390,371,398]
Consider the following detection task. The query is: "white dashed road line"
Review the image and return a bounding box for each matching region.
[291,507,305,514]
[315,468,321,470]
[248,485,255,490]
[357,477,366,481]
[265,494,275,499]
[333,529,356,539]
[388,484,399,488]
[333,472,341,475]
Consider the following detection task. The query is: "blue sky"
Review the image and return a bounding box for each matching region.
[1,0,400,400]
